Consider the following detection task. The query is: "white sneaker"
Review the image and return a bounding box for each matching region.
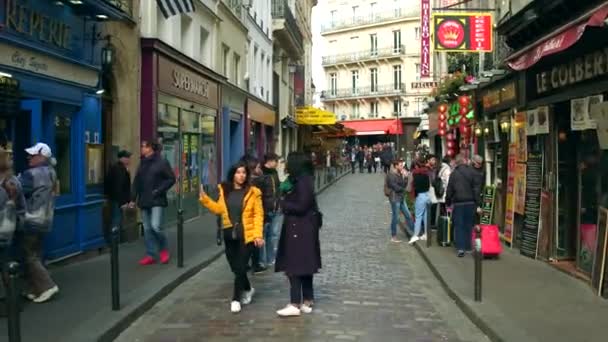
[33,286,59,303]
[408,236,420,245]
[241,288,255,305]
[420,234,427,241]
[230,300,242,313]
[300,304,313,314]
[277,304,301,317]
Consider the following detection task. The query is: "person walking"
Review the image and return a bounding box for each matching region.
[104,150,131,241]
[199,161,264,313]
[436,156,453,215]
[409,157,431,244]
[130,141,176,265]
[275,152,322,317]
[381,144,393,173]
[356,147,365,173]
[261,153,282,267]
[19,143,58,303]
[350,148,356,174]
[446,154,482,257]
[386,159,415,242]
[365,149,374,174]
[372,148,379,173]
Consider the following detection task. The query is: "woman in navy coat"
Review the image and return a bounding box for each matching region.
[275,152,321,317]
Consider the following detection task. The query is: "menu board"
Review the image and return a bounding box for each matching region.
[520,152,542,258]
[592,208,608,297]
[480,186,496,225]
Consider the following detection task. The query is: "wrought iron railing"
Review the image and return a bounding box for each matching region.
[322,7,419,33]
[321,84,406,100]
[322,46,417,66]
[102,0,132,16]
[271,0,304,52]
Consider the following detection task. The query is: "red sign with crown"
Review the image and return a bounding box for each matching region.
[433,13,493,52]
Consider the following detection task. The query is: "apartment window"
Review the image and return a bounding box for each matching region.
[330,73,337,96]
[352,6,358,22]
[370,68,378,92]
[393,99,402,117]
[222,45,230,77]
[394,0,401,17]
[330,10,337,26]
[393,65,402,90]
[351,70,359,95]
[393,30,402,53]
[199,27,210,67]
[370,34,378,56]
[233,53,241,85]
[370,101,379,118]
[370,2,377,18]
[351,103,360,119]
[415,27,421,40]
[415,63,421,75]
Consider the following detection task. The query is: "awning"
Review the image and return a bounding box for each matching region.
[312,123,356,137]
[506,3,608,71]
[340,119,403,136]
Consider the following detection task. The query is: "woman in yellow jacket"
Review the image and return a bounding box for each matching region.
[199,161,265,313]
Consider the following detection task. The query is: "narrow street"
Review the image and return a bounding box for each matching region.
[116,173,488,342]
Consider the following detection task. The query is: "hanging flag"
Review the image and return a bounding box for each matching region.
[156,0,195,19]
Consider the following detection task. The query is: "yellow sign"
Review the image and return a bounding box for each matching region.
[295,107,336,125]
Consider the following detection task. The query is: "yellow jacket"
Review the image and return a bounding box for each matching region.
[199,185,264,244]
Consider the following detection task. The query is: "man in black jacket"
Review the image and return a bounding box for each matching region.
[105,150,132,242]
[130,142,176,265]
[261,153,282,266]
[446,154,482,257]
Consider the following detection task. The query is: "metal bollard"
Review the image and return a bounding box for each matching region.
[6,261,21,342]
[474,225,482,302]
[110,226,120,310]
[426,202,432,248]
[177,209,184,268]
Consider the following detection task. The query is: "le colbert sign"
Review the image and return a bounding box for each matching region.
[158,57,219,109]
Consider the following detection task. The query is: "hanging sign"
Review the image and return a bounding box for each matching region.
[432,13,493,52]
[420,0,431,77]
[480,186,496,225]
[571,97,595,130]
[514,163,527,215]
[590,101,608,149]
[504,144,517,244]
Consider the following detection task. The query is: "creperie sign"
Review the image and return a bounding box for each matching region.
[420,0,431,77]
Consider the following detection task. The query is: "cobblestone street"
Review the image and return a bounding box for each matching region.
[115,173,488,342]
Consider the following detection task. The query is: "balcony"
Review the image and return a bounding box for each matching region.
[79,0,133,20]
[322,46,418,67]
[322,7,419,33]
[272,0,304,59]
[321,84,406,101]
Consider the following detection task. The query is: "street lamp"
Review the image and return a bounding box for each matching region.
[101,42,115,68]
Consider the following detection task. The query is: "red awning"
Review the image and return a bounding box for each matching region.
[506,3,608,71]
[340,119,403,136]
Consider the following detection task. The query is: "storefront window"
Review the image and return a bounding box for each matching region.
[55,115,71,194]
[158,103,180,203]
[201,111,217,187]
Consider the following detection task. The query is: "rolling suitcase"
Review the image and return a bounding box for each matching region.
[472,224,502,257]
[436,215,452,247]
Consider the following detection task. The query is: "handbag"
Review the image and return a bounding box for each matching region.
[312,196,323,229]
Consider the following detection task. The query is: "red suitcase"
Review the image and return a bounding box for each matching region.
[471,224,502,257]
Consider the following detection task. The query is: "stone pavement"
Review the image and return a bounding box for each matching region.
[116,173,489,342]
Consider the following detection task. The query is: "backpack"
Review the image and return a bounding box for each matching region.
[383,175,391,197]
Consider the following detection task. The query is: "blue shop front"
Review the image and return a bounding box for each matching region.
[0,0,122,260]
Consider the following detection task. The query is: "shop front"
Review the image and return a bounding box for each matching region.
[0,0,107,260]
[141,39,222,224]
[221,84,246,176]
[508,19,608,281]
[246,98,275,158]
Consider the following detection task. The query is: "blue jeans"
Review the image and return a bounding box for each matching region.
[390,200,414,237]
[110,202,123,229]
[141,207,168,260]
[453,202,476,252]
[261,212,283,265]
[414,192,431,236]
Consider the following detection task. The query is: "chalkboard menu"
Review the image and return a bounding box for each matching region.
[521,153,542,258]
[0,77,20,116]
[480,186,496,225]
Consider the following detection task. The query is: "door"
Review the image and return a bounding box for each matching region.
[555,105,577,259]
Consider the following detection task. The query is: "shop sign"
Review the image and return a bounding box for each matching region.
[504,144,516,244]
[295,106,336,125]
[481,81,516,111]
[432,13,493,52]
[411,81,438,90]
[248,98,275,126]
[4,0,72,50]
[158,57,218,109]
[0,42,98,87]
[420,0,431,77]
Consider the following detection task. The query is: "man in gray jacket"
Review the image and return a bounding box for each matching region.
[19,143,58,303]
[385,159,415,242]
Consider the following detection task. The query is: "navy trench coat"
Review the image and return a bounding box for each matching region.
[275,175,322,276]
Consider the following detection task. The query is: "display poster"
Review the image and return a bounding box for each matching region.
[480,186,496,225]
[504,144,516,244]
[588,95,603,129]
[514,112,527,162]
[521,153,542,258]
[592,208,608,297]
[514,163,527,215]
[526,109,537,136]
[590,101,608,150]
[571,97,592,131]
[536,106,550,135]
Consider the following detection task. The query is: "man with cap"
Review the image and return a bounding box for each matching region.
[19,142,59,303]
[105,150,132,242]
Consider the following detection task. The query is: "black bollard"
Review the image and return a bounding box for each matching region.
[7,261,21,342]
[177,208,184,268]
[110,226,120,311]
[426,201,432,248]
[474,225,482,302]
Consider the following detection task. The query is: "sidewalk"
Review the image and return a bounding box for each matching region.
[411,233,608,342]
